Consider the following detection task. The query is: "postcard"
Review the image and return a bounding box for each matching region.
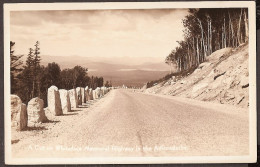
[4,1,256,164]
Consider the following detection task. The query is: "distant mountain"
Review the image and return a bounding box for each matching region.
[37,55,171,87]
[88,70,170,87]
[39,55,169,69]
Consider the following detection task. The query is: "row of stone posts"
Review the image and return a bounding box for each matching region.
[11,86,111,131]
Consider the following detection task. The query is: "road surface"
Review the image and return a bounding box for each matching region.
[11,89,249,158]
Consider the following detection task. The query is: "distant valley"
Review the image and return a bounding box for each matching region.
[37,55,171,87]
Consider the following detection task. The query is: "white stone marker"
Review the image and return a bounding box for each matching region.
[85,86,90,101]
[81,87,86,103]
[11,95,28,131]
[69,89,78,108]
[48,85,63,116]
[89,88,93,100]
[95,87,101,98]
[76,87,82,105]
[59,89,71,113]
[27,97,47,125]
[92,90,97,99]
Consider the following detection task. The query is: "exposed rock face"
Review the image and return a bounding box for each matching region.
[192,83,208,95]
[27,97,47,125]
[81,87,86,103]
[59,89,71,113]
[68,89,78,108]
[11,95,27,131]
[144,44,249,108]
[48,86,63,116]
[76,87,82,105]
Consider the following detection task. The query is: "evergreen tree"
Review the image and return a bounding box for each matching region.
[16,48,34,102]
[32,41,41,97]
[10,41,23,93]
[11,40,106,104]
[104,81,111,87]
[26,48,34,68]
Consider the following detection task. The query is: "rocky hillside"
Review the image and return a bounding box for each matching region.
[144,43,249,108]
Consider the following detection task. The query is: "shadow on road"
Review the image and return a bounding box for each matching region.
[70,109,81,112]
[45,120,60,123]
[60,113,78,116]
[78,105,88,108]
[24,126,48,131]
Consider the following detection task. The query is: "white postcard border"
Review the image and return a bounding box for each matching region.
[4,1,257,164]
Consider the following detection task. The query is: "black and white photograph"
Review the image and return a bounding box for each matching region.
[4,1,257,164]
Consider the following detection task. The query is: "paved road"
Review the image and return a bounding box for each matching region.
[12,89,249,158]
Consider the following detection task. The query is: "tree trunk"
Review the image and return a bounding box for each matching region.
[209,18,212,54]
[237,9,243,45]
[244,9,249,42]
[223,16,227,48]
[228,12,231,47]
[192,37,195,66]
[197,18,206,61]
[229,12,235,47]
[196,37,200,65]
[32,79,35,98]
[207,16,212,55]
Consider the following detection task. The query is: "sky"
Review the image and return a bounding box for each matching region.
[10,9,188,65]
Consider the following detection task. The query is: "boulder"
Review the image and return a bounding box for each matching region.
[59,89,71,113]
[11,95,28,131]
[76,87,82,105]
[48,86,63,116]
[27,97,47,125]
[68,89,78,108]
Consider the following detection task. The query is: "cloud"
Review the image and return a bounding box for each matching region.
[10,9,188,64]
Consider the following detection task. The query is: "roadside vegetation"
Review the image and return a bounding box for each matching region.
[147,8,249,89]
[10,41,111,106]
[165,8,249,72]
